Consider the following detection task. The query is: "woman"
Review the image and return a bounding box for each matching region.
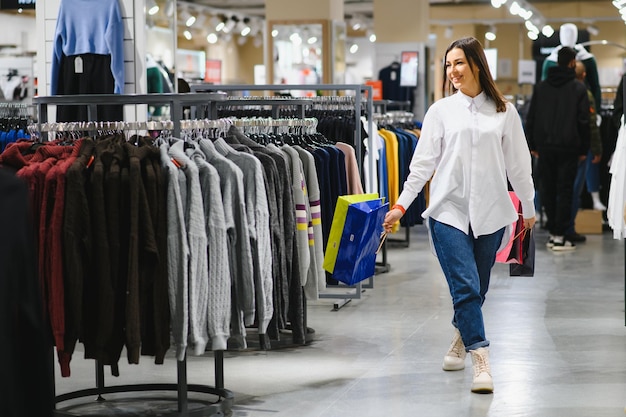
[383,37,536,394]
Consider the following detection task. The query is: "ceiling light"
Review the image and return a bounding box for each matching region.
[369,33,377,43]
[207,33,218,44]
[485,30,496,41]
[186,15,196,27]
[307,36,318,45]
[183,30,192,40]
[542,25,555,37]
[272,29,279,38]
[290,33,302,45]
[240,18,251,36]
[527,31,538,40]
[349,43,359,54]
[147,0,159,16]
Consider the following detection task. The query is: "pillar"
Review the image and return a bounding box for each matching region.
[372,0,429,118]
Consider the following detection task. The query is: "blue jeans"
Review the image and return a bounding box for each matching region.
[429,218,505,352]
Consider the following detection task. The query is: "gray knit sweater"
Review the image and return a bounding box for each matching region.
[199,139,255,349]
[159,145,189,361]
[214,138,274,336]
[168,141,209,356]
[186,146,231,351]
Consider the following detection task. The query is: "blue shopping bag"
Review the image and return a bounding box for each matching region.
[332,199,388,285]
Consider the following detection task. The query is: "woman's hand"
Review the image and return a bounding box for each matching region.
[383,208,404,233]
[523,216,536,230]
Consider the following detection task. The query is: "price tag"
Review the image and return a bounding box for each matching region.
[74,56,83,74]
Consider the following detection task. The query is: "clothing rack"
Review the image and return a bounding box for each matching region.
[32,92,234,417]
[372,111,419,250]
[190,84,379,310]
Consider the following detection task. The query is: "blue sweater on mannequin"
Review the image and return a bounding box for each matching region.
[51,0,124,95]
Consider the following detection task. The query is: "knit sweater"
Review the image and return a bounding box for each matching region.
[51,0,124,95]
[160,144,190,361]
[294,145,325,300]
[199,139,255,349]
[168,141,209,356]
[224,131,284,343]
[186,146,231,351]
[281,145,311,287]
[61,139,95,376]
[214,137,273,335]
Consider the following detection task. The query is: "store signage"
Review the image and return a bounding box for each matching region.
[0,0,36,9]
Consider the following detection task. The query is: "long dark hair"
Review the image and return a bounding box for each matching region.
[442,36,507,113]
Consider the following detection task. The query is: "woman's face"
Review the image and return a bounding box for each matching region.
[445,47,481,97]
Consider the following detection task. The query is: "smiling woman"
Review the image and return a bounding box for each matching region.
[383,36,536,394]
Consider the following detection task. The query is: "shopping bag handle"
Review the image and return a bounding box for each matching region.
[376,231,388,255]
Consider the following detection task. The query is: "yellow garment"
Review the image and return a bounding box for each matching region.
[378,128,400,233]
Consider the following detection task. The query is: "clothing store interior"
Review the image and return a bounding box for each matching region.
[0,0,625,416]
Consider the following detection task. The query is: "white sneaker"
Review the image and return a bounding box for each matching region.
[442,328,466,371]
[470,347,494,394]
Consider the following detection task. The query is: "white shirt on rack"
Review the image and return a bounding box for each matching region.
[395,90,535,239]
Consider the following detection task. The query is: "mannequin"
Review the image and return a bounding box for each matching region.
[542,23,605,211]
[541,23,601,107]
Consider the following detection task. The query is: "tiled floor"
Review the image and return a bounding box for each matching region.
[54,225,626,417]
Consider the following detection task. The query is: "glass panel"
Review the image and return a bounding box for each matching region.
[271,23,323,90]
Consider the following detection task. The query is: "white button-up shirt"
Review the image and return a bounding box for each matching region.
[396,90,536,238]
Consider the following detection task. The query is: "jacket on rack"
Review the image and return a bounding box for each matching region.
[0,167,54,417]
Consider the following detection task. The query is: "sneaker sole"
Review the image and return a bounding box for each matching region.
[471,384,494,394]
[551,246,576,251]
[442,359,465,371]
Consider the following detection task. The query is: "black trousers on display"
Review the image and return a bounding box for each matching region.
[57,53,124,122]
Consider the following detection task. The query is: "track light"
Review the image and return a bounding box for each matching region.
[147,0,159,16]
[485,26,496,41]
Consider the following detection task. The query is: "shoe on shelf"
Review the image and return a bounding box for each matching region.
[551,237,576,251]
[470,347,494,394]
[565,232,586,243]
[442,328,466,371]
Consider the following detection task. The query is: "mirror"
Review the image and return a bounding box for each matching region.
[269,20,336,91]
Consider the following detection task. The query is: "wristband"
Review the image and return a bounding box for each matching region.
[392,204,406,215]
